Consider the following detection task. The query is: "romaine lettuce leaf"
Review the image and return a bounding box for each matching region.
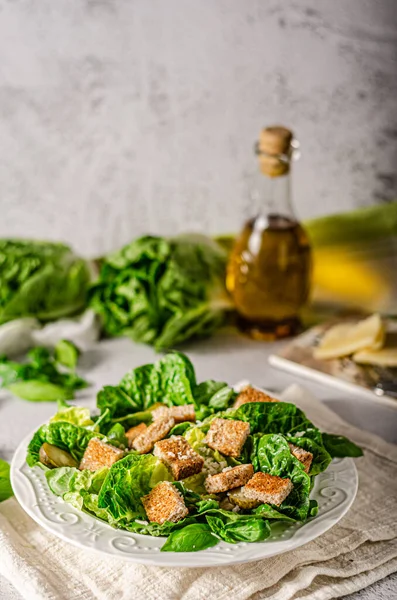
[252,433,312,521]
[50,399,94,428]
[27,422,99,466]
[46,466,109,521]
[97,454,171,526]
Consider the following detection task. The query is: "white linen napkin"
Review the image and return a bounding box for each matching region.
[1,385,397,600]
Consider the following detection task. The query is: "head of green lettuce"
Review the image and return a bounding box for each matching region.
[0,240,91,324]
[89,235,232,350]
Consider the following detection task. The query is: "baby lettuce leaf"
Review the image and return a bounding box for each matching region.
[26,422,99,466]
[99,353,197,419]
[206,514,270,544]
[54,340,80,370]
[126,516,198,537]
[46,466,109,521]
[119,364,161,412]
[252,433,312,521]
[322,433,363,458]
[96,385,140,420]
[161,523,218,552]
[285,435,332,476]
[228,402,322,442]
[192,380,236,420]
[50,399,94,428]
[105,423,129,449]
[253,504,296,522]
[0,458,13,502]
[110,408,156,430]
[97,454,171,526]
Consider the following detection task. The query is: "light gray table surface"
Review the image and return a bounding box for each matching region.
[1,334,396,600]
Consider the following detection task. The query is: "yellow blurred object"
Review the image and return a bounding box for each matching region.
[313,313,385,360]
[311,247,390,310]
[305,202,397,314]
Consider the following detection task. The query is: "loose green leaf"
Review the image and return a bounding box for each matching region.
[0,343,88,402]
[0,458,13,502]
[322,433,363,458]
[8,380,74,402]
[161,523,218,552]
[55,340,81,370]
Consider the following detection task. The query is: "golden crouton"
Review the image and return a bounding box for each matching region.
[153,436,204,480]
[204,418,250,458]
[79,438,124,471]
[243,472,293,506]
[125,423,148,448]
[141,481,188,524]
[152,404,196,423]
[234,386,279,409]
[205,464,254,494]
[288,443,313,473]
[132,417,175,454]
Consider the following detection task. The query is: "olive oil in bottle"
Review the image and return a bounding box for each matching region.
[226,126,311,340]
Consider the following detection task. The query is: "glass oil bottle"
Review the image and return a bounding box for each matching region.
[226,126,311,340]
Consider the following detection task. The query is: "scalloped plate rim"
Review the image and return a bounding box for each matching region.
[11,430,358,568]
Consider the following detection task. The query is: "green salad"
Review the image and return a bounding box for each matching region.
[26,352,362,553]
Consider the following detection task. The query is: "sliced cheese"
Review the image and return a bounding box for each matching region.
[353,347,397,367]
[313,314,385,360]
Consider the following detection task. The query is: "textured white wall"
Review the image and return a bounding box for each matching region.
[0,0,396,256]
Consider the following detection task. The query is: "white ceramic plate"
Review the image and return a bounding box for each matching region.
[11,432,358,567]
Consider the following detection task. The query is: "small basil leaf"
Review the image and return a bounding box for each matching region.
[206,515,270,544]
[161,523,218,552]
[55,340,81,370]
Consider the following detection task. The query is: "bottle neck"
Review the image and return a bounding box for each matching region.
[252,169,296,225]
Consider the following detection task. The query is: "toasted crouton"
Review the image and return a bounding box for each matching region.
[154,436,204,480]
[141,481,188,524]
[132,417,175,454]
[125,423,148,448]
[205,464,254,494]
[79,438,124,471]
[243,472,293,506]
[288,443,313,473]
[234,386,279,409]
[204,418,250,458]
[152,404,196,423]
[228,487,261,509]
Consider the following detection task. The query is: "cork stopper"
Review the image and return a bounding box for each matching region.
[257,126,294,177]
